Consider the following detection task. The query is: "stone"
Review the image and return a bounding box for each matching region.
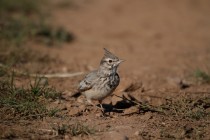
[123,106,139,115]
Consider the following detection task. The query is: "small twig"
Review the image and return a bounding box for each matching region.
[0,63,84,78]
[113,94,141,105]
[113,94,164,113]
[28,72,84,78]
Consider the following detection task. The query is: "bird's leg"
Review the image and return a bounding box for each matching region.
[87,99,102,111]
[86,99,106,116]
[98,100,103,110]
[98,100,105,114]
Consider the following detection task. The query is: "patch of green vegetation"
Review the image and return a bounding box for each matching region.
[0,0,69,121]
[0,74,61,120]
[194,69,210,84]
[30,77,61,100]
[0,0,40,14]
[53,123,96,136]
[34,24,74,46]
[55,0,78,9]
[0,66,7,77]
[0,0,74,48]
[69,123,96,136]
[0,16,74,47]
[53,124,69,135]
[162,96,210,120]
[0,0,74,67]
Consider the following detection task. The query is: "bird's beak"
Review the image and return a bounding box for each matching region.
[117,59,125,65]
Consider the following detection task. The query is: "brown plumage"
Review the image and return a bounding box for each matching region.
[78,48,124,110]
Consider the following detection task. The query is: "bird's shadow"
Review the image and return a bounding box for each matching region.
[98,100,136,113]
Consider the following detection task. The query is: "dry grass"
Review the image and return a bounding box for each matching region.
[52,122,96,136]
[0,72,61,120]
[161,95,210,120]
[0,0,74,49]
[194,69,210,84]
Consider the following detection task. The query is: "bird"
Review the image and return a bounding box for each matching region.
[77,48,124,111]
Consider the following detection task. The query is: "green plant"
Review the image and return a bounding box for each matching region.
[0,0,73,48]
[162,96,210,120]
[0,0,40,14]
[0,17,74,47]
[69,123,96,136]
[194,69,210,84]
[0,74,61,120]
[52,123,95,136]
[53,124,69,135]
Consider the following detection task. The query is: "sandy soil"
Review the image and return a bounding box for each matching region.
[1,0,210,139]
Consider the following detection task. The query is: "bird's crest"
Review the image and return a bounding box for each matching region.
[103,48,118,59]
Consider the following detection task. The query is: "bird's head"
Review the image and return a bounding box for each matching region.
[100,48,124,71]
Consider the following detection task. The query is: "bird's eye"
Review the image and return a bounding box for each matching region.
[108,60,113,63]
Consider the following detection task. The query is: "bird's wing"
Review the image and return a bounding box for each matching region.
[78,70,98,92]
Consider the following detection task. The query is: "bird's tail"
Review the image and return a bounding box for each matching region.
[72,91,82,97]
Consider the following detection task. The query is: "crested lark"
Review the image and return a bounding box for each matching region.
[78,48,124,110]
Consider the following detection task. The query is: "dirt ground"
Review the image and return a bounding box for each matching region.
[1,0,210,139]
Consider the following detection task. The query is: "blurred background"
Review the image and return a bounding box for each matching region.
[1,0,210,88]
[1,0,210,139]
